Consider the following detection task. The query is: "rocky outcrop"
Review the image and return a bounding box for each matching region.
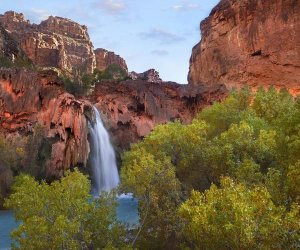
[0,11,95,72]
[93,80,227,150]
[0,23,25,61]
[0,68,93,178]
[0,11,96,73]
[188,0,300,94]
[0,11,131,75]
[94,48,128,72]
[129,69,162,83]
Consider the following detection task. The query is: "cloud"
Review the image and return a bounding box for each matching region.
[139,28,185,44]
[151,49,169,56]
[26,9,50,23]
[93,0,127,15]
[171,1,200,12]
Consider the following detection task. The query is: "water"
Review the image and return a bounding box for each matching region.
[0,210,19,250]
[117,194,139,226]
[87,106,139,225]
[88,106,120,195]
[0,198,138,249]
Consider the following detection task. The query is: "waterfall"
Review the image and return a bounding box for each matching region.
[88,106,120,196]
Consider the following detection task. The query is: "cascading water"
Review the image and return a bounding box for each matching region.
[88,106,139,225]
[88,106,120,196]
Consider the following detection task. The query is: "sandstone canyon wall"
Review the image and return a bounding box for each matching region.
[0,22,26,61]
[0,10,228,180]
[0,11,127,74]
[94,48,128,72]
[188,0,300,94]
[0,68,93,178]
[93,80,227,150]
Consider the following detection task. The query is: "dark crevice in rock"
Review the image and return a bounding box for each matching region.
[251,50,262,57]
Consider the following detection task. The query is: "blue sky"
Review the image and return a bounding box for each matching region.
[0,0,219,83]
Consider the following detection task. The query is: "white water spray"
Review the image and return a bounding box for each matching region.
[88,106,120,195]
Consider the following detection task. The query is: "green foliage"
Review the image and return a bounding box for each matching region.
[0,134,26,207]
[61,73,93,97]
[62,64,128,96]
[0,123,63,209]
[5,169,127,250]
[0,55,34,69]
[121,87,300,248]
[0,56,14,68]
[3,86,300,249]
[202,122,278,182]
[287,162,300,203]
[197,87,252,136]
[95,64,128,82]
[121,150,181,249]
[179,177,300,250]
[22,124,51,179]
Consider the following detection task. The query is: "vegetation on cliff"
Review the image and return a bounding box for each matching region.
[62,64,128,96]
[0,125,51,208]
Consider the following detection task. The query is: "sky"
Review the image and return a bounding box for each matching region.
[0,0,220,83]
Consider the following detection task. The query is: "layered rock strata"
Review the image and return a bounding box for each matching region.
[188,0,300,94]
[0,11,128,74]
[0,11,96,73]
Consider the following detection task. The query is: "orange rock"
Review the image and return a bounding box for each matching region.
[94,48,128,73]
[188,0,300,94]
[92,80,227,150]
[0,68,92,178]
[0,11,129,75]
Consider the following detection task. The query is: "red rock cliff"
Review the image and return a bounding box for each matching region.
[0,68,93,178]
[92,80,227,150]
[0,11,96,73]
[0,11,128,74]
[188,0,300,94]
[94,48,128,72]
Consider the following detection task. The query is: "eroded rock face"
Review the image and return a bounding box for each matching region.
[94,48,128,72]
[129,69,162,83]
[92,80,227,150]
[0,68,93,178]
[0,11,132,75]
[0,11,96,73]
[0,23,25,61]
[188,0,300,94]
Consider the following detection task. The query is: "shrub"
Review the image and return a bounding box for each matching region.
[5,169,128,249]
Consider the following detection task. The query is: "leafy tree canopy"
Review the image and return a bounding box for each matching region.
[5,169,127,250]
[121,87,300,248]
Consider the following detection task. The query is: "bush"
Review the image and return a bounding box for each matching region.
[0,124,53,207]
[62,64,128,96]
[0,134,26,208]
[179,178,300,249]
[0,55,34,69]
[0,56,14,68]
[62,68,97,97]
[4,169,128,249]
[95,64,128,82]
[121,87,300,248]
